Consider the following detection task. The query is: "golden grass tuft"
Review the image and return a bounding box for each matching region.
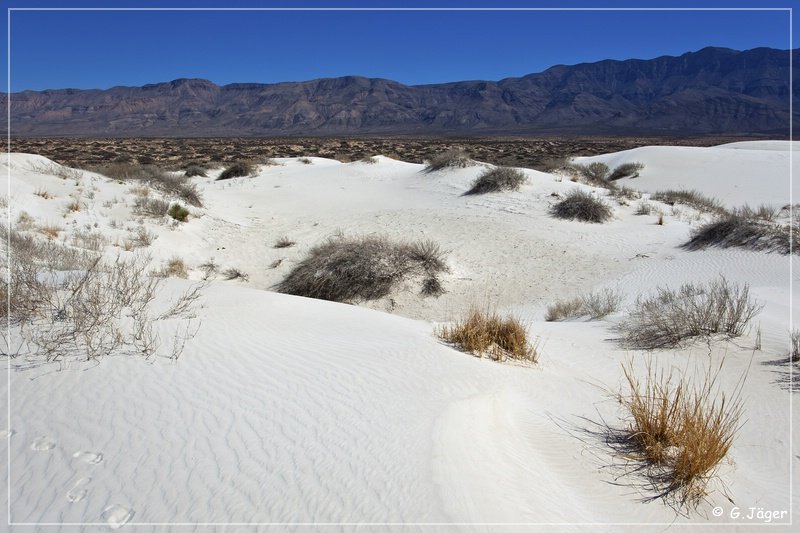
[619,359,744,508]
[438,308,538,363]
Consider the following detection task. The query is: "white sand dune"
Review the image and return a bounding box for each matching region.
[1,143,797,529]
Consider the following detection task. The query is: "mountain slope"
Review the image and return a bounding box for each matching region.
[3,47,796,136]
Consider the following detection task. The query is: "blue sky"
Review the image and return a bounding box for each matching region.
[1,0,795,92]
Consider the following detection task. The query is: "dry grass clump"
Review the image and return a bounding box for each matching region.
[464,167,527,195]
[608,186,641,205]
[684,212,797,255]
[274,236,295,248]
[34,188,53,199]
[222,267,249,282]
[618,277,762,350]
[545,288,623,321]
[635,201,653,215]
[651,190,727,215]
[298,157,313,165]
[424,149,473,172]
[277,235,449,303]
[65,199,82,213]
[791,330,800,363]
[551,190,613,223]
[608,162,645,180]
[438,308,538,363]
[570,161,610,185]
[155,257,189,279]
[217,161,254,180]
[183,164,207,177]
[95,162,203,207]
[358,156,379,164]
[36,224,62,240]
[617,359,743,508]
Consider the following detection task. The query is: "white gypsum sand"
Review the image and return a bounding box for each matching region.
[1,142,797,528]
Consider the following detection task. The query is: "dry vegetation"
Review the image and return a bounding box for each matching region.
[617,277,762,350]
[684,211,798,255]
[608,162,645,180]
[424,149,473,172]
[650,190,727,215]
[94,162,203,207]
[551,190,613,223]
[545,288,622,321]
[277,235,448,303]
[217,161,254,181]
[438,308,538,363]
[464,167,527,195]
[615,359,744,509]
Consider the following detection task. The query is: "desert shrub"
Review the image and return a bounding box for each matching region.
[732,204,777,222]
[155,257,188,279]
[65,199,82,213]
[651,190,727,215]
[570,161,610,185]
[545,288,622,321]
[93,162,162,182]
[222,268,249,282]
[792,330,800,363]
[608,162,644,181]
[277,235,449,303]
[424,149,472,172]
[274,236,295,248]
[635,201,653,215]
[36,224,62,240]
[608,186,641,204]
[217,161,254,180]
[71,229,107,252]
[148,173,203,207]
[684,214,797,255]
[437,308,538,363]
[184,164,207,177]
[34,188,53,199]
[199,259,219,280]
[618,277,762,350]
[1,243,201,362]
[464,167,527,195]
[534,156,571,173]
[551,190,613,223]
[617,359,743,508]
[358,156,378,164]
[133,197,170,218]
[298,157,313,165]
[130,227,156,248]
[167,203,190,222]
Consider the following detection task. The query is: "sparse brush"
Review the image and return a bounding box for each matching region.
[551,189,613,223]
[651,190,727,215]
[534,156,571,173]
[130,227,156,248]
[424,149,472,172]
[71,229,107,252]
[608,162,644,180]
[167,204,190,222]
[358,156,378,164]
[732,204,778,222]
[222,268,249,282]
[437,308,538,363]
[298,157,313,165]
[65,200,81,213]
[618,359,744,508]
[274,236,295,249]
[34,188,53,199]
[133,197,170,219]
[217,161,254,180]
[36,224,62,240]
[791,330,800,363]
[569,161,610,186]
[464,167,527,195]
[684,214,797,255]
[545,289,622,321]
[608,186,640,204]
[198,259,219,280]
[155,257,188,279]
[184,164,207,178]
[618,277,762,350]
[635,201,653,215]
[277,235,449,303]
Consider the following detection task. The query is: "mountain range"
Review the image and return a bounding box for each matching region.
[3,46,796,137]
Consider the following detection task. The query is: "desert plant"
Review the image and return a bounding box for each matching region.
[274,236,296,249]
[130,227,156,248]
[65,199,82,213]
[551,190,613,223]
[133,196,170,219]
[71,229,107,252]
[545,288,622,321]
[791,330,800,363]
[464,167,527,195]
[217,161,254,180]
[617,359,744,508]
[222,268,249,282]
[570,161,610,186]
[167,204,190,222]
[635,201,653,216]
[155,257,189,279]
[684,214,797,255]
[297,157,313,165]
[198,259,219,280]
[608,186,641,204]
[608,162,644,180]
[36,224,62,240]
[358,156,378,164]
[277,235,449,303]
[617,277,762,350]
[424,149,472,172]
[651,190,727,215]
[34,188,53,199]
[437,308,538,363]
[184,164,207,177]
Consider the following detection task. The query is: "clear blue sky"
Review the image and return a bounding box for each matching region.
[1,0,796,92]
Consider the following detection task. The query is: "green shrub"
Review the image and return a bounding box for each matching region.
[167,204,190,222]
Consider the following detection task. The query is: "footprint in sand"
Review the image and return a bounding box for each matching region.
[30,436,56,451]
[102,504,134,529]
[66,477,91,503]
[73,450,103,464]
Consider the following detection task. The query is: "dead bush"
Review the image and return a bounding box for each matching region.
[133,197,170,218]
[551,190,613,223]
[437,308,538,363]
[546,289,622,321]
[684,213,797,255]
[651,190,727,215]
[424,149,473,172]
[608,162,644,180]
[274,236,295,248]
[465,167,527,195]
[617,277,762,350]
[277,235,448,303]
[217,161,254,180]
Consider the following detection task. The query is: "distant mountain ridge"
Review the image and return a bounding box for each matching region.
[3,46,796,136]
